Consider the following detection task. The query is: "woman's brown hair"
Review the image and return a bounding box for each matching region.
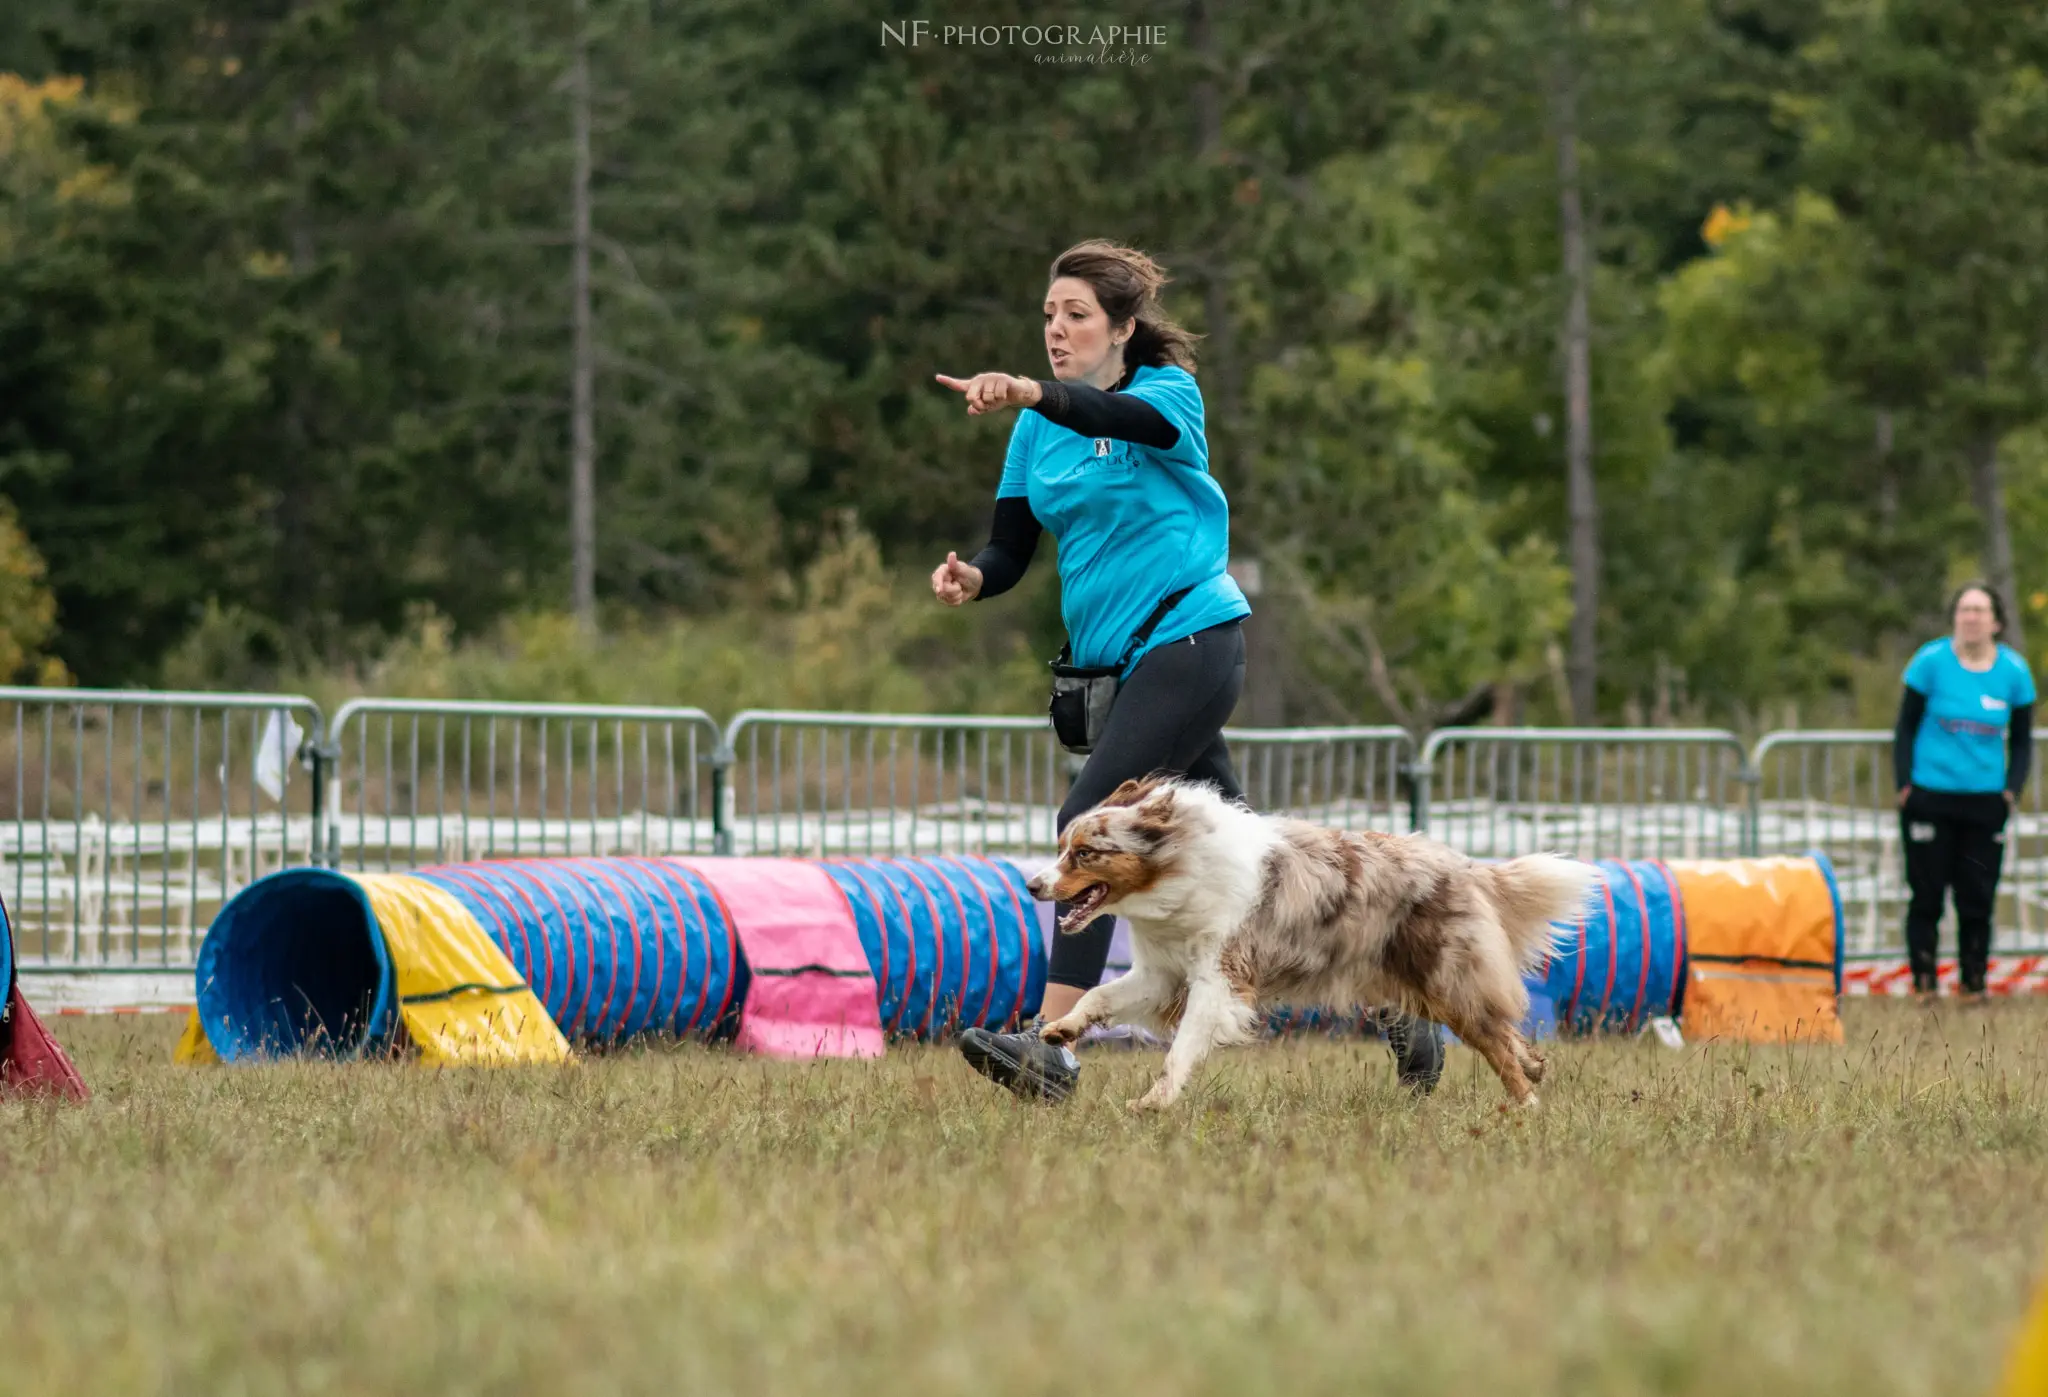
[1949,579,2008,633]
[1048,239,1201,373]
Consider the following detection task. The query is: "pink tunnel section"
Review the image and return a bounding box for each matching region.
[677,858,885,1060]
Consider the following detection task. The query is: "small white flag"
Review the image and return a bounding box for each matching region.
[254,708,305,804]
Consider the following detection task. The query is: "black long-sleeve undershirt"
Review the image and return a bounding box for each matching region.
[1894,685,2034,797]
[1894,687,1926,792]
[2010,703,2034,797]
[967,495,1042,601]
[1029,379,1180,450]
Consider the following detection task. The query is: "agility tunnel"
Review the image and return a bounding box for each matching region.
[183,855,1043,1064]
[180,850,1843,1064]
[0,894,90,1100]
[1524,853,1843,1045]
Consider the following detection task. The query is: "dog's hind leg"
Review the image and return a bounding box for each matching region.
[1439,1013,1539,1108]
[1517,1037,1548,1087]
[1129,978,1259,1113]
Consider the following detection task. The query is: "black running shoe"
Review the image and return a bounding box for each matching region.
[957,1024,1081,1103]
[1381,1009,1445,1094]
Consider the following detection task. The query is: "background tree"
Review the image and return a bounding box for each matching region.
[0,0,2041,728]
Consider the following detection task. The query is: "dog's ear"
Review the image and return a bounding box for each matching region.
[1099,776,1160,809]
[1133,783,1178,824]
[1108,781,1178,852]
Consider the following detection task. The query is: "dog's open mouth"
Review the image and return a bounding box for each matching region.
[1057,882,1110,933]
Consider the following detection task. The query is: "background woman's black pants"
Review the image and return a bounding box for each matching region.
[1047,621,1245,989]
[1900,789,2008,993]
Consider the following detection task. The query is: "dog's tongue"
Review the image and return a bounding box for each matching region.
[1058,887,1107,934]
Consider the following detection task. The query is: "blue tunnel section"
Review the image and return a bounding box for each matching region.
[1527,858,1687,1037]
[408,859,744,1042]
[818,856,1043,1037]
[0,887,15,1014]
[195,867,395,1062]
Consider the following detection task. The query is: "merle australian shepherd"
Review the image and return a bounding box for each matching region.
[1026,774,1598,1112]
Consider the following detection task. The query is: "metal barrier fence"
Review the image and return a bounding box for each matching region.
[322,699,723,871]
[718,711,1067,857]
[714,717,1421,858]
[0,687,323,968]
[1,688,2015,968]
[1224,726,1418,832]
[1414,728,1755,862]
[1752,730,2048,957]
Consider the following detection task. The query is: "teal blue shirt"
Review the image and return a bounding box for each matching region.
[1903,639,2037,792]
[997,364,1250,672]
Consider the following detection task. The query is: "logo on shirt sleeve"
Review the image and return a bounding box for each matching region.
[1094,438,1111,458]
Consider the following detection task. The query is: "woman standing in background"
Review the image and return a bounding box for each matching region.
[1894,582,2035,1001]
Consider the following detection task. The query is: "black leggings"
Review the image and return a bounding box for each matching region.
[1901,790,2009,992]
[1047,620,1246,990]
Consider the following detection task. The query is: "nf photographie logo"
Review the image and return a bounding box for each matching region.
[881,20,1168,65]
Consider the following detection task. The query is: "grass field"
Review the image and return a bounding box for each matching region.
[4,1001,2045,1397]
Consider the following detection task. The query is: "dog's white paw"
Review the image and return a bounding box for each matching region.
[1039,1016,1085,1046]
[1126,1084,1175,1113]
[1519,1091,1541,1110]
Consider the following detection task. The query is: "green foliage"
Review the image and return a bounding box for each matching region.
[2,0,2047,724]
[274,515,1050,721]
[0,493,65,684]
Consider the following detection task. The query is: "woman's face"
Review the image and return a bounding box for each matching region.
[1953,587,2000,646]
[1043,276,1127,382]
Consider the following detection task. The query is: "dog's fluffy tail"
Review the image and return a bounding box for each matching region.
[1483,855,1602,976]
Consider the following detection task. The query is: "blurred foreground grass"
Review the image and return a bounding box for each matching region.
[3,999,2044,1396]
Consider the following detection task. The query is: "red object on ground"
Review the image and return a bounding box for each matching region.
[1,986,90,1101]
[1844,955,2048,996]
